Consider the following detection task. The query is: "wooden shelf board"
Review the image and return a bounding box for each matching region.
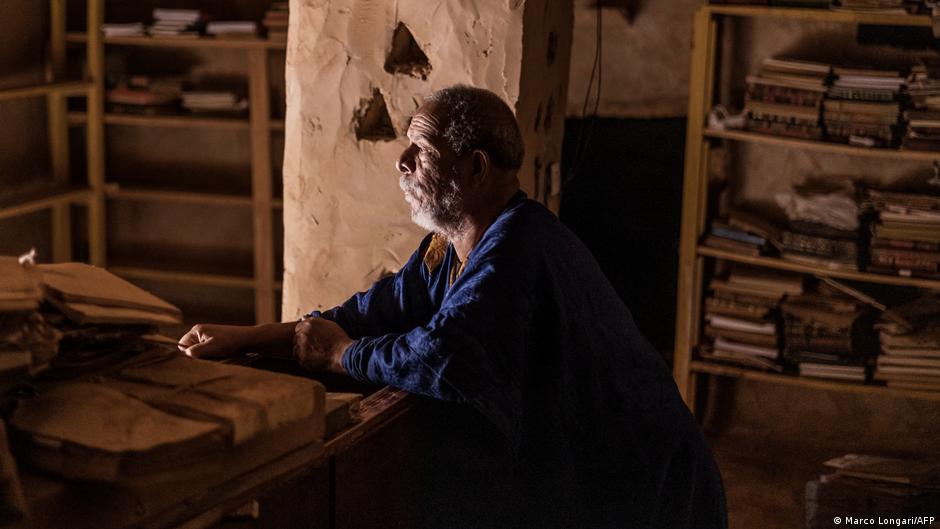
[105,185,253,208]
[698,245,940,290]
[108,265,255,289]
[0,80,90,102]
[690,360,940,401]
[705,4,932,26]
[0,187,92,221]
[68,111,249,130]
[66,32,286,50]
[704,128,940,162]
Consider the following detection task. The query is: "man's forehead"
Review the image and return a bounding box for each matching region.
[406,103,446,139]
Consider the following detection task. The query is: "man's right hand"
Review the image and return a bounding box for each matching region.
[178,324,254,359]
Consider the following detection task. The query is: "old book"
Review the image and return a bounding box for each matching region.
[9,350,326,482]
[799,363,867,382]
[325,392,361,437]
[38,263,181,318]
[728,267,804,295]
[824,454,940,486]
[876,355,940,369]
[699,346,783,372]
[45,298,181,326]
[704,297,772,320]
[706,314,777,335]
[0,258,42,312]
[702,235,761,256]
[9,382,226,481]
[713,337,779,359]
[705,325,778,346]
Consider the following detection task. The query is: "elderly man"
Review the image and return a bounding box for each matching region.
[179,85,726,528]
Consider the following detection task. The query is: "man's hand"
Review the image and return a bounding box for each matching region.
[293,317,354,374]
[178,324,254,359]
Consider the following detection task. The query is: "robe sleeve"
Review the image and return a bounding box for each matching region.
[341,256,529,447]
[313,235,436,338]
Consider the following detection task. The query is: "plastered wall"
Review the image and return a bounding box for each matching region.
[566,0,700,118]
[282,0,572,317]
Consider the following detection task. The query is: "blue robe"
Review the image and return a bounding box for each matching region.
[316,192,726,528]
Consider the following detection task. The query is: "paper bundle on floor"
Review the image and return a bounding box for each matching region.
[806,453,940,529]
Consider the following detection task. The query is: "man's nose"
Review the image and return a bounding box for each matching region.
[397,145,417,174]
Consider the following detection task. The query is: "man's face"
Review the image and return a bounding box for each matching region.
[396,103,466,234]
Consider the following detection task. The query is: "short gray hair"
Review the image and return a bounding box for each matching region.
[424,85,525,170]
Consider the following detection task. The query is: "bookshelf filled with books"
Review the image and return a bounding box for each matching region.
[675,4,940,410]
[0,0,105,267]
[62,0,289,324]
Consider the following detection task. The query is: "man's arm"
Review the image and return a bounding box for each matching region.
[178,321,296,358]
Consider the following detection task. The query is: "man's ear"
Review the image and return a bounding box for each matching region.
[470,149,490,186]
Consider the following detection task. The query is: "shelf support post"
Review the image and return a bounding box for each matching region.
[86,0,106,266]
[249,48,276,324]
[674,6,719,410]
[48,0,72,262]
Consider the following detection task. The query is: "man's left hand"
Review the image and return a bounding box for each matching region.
[293,317,354,374]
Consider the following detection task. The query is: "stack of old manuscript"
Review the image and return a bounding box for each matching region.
[825,66,904,148]
[106,75,183,115]
[775,183,860,271]
[9,350,325,483]
[782,281,876,382]
[148,8,205,38]
[874,294,940,391]
[26,263,180,378]
[263,2,289,41]
[864,189,940,279]
[806,454,940,529]
[703,208,782,257]
[744,57,830,140]
[0,258,60,394]
[700,267,803,372]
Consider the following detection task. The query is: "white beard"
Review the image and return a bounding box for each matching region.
[400,174,464,236]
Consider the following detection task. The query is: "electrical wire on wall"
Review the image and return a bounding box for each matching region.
[567,0,603,185]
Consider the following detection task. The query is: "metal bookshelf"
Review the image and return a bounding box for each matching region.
[674,4,940,411]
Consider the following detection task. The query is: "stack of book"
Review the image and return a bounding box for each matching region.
[778,223,859,271]
[181,90,248,114]
[865,189,940,278]
[744,57,830,140]
[906,60,940,111]
[206,21,258,39]
[700,267,803,372]
[825,66,904,147]
[782,284,872,382]
[901,111,940,151]
[102,23,146,38]
[106,76,182,115]
[806,454,940,529]
[703,209,782,257]
[263,2,289,41]
[874,295,940,392]
[148,8,205,38]
[0,258,59,396]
